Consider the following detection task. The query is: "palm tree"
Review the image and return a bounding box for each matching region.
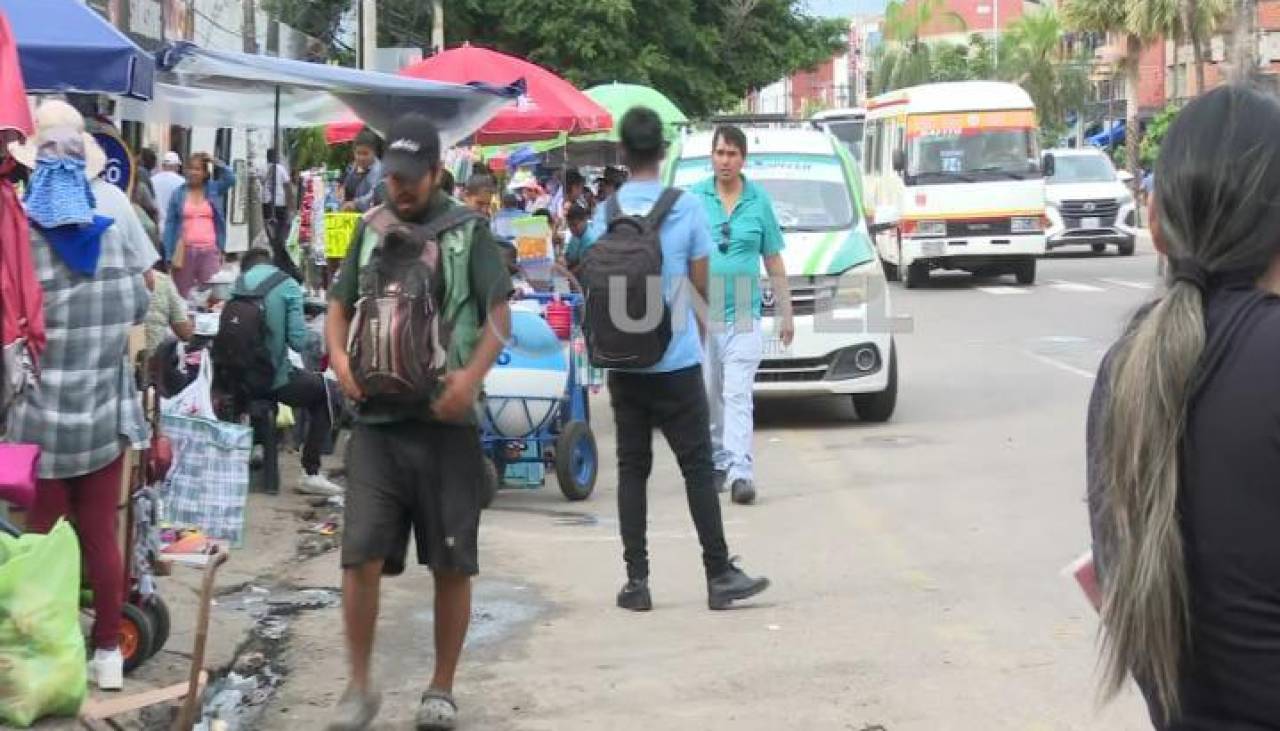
[1003,8,1091,145]
[875,0,967,93]
[1182,0,1229,92]
[1062,0,1180,180]
[883,0,967,48]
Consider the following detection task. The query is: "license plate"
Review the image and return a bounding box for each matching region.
[921,241,946,257]
[1082,217,1101,229]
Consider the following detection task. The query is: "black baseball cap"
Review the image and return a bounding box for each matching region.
[382,113,442,182]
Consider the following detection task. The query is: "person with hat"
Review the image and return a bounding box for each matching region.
[339,127,385,214]
[576,106,770,613]
[151,150,184,236]
[324,113,513,731]
[6,99,152,692]
[162,151,237,298]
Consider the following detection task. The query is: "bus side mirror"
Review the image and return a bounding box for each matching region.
[892,149,906,173]
[869,206,900,235]
[1041,153,1055,177]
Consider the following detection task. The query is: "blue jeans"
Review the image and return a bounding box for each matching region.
[704,320,763,484]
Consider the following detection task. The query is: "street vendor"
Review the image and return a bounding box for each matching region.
[339,127,385,213]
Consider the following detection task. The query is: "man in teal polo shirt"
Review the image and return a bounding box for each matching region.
[692,125,794,505]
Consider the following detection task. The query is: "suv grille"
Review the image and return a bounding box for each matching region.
[1059,199,1120,219]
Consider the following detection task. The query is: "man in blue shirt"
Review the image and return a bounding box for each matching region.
[691,125,794,505]
[580,107,769,612]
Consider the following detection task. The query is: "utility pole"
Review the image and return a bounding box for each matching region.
[432,0,445,54]
[243,0,263,245]
[359,0,378,70]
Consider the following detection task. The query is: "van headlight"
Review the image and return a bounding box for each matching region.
[831,268,872,309]
[1011,216,1043,233]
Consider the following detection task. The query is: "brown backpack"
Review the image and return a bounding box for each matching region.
[346,206,479,400]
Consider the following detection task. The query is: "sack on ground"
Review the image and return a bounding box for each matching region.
[0,520,87,727]
[580,189,681,369]
[160,350,252,544]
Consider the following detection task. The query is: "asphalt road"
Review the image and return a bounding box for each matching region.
[260,240,1163,731]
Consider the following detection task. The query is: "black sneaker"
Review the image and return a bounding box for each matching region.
[708,560,770,610]
[712,470,728,493]
[730,479,756,505]
[616,578,653,611]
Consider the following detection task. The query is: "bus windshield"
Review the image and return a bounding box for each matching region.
[905,110,1042,184]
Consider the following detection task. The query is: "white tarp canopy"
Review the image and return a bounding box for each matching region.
[118,43,520,147]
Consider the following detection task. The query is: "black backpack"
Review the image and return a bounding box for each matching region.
[212,269,291,398]
[580,188,683,369]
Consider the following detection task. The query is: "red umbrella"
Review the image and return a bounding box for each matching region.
[327,44,611,146]
[0,11,32,146]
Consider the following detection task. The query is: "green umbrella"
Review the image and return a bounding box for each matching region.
[577,82,689,143]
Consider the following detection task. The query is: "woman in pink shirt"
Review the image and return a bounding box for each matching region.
[163,152,235,297]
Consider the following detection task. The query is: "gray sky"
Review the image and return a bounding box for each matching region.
[805,0,888,17]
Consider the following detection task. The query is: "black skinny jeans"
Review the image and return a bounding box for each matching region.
[608,365,731,581]
[272,368,331,476]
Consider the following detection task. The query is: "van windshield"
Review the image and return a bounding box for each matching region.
[904,111,1042,184]
[674,154,856,232]
[822,119,865,159]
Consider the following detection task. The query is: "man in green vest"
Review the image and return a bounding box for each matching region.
[325,114,513,731]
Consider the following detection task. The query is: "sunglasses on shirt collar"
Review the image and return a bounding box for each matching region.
[718,221,731,254]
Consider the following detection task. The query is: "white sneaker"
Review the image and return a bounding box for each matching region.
[89,648,124,691]
[297,473,344,497]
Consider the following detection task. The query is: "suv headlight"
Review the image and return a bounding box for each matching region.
[1011,216,1043,233]
[1117,192,1134,207]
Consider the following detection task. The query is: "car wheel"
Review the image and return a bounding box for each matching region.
[1091,243,1106,255]
[852,343,898,423]
[1014,259,1037,286]
[1118,238,1136,257]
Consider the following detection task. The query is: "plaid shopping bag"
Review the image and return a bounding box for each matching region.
[159,412,252,545]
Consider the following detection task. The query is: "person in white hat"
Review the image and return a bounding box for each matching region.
[151,150,184,236]
[6,99,153,692]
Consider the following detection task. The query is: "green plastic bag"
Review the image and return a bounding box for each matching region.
[0,520,87,727]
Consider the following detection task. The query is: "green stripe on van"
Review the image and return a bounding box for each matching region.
[803,230,841,275]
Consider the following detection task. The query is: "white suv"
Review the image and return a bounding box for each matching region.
[1043,148,1138,256]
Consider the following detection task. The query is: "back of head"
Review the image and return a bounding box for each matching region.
[240,248,272,273]
[1097,84,1280,721]
[566,203,589,224]
[566,169,585,190]
[140,148,157,170]
[266,148,278,165]
[466,174,496,196]
[619,107,666,171]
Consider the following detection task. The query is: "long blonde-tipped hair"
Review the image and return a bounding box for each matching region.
[1097,84,1280,722]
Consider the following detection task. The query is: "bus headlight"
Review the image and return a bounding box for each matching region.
[911,220,947,237]
[1011,216,1043,233]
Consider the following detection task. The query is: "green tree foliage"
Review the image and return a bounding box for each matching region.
[1138,102,1180,167]
[264,0,848,119]
[1001,8,1091,147]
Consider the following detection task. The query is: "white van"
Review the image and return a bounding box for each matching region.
[666,126,898,422]
[811,107,867,161]
[863,81,1048,288]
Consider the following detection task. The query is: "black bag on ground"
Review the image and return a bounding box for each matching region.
[580,188,682,369]
[212,270,291,399]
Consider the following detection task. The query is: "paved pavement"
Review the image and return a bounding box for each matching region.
[103,237,1164,730]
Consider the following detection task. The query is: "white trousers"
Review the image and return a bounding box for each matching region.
[704,320,763,484]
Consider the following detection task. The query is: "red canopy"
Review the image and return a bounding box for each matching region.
[326,44,611,146]
[0,11,32,146]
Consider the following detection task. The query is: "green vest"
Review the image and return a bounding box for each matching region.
[358,207,481,372]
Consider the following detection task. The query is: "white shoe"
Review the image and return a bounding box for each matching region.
[89,648,124,691]
[297,473,344,497]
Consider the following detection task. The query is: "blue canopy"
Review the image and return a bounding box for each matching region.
[118,43,519,149]
[0,0,153,99]
[1087,120,1126,148]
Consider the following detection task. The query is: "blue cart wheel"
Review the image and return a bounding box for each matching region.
[555,421,597,501]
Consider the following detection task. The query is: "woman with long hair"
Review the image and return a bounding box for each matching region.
[162,151,235,298]
[1089,84,1280,727]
